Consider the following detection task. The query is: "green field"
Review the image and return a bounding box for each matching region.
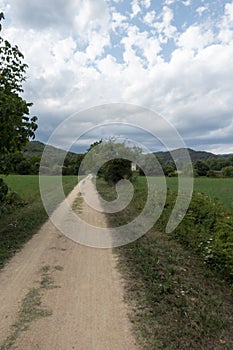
[169,177,233,211]
[2,174,78,201]
[0,175,78,267]
[135,176,233,212]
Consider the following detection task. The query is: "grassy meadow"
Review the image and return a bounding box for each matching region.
[166,176,233,212]
[134,176,233,212]
[0,175,77,267]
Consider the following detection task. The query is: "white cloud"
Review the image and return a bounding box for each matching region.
[85,32,110,61]
[225,1,233,22]
[143,37,162,66]
[111,11,128,32]
[5,0,110,41]
[73,0,110,40]
[120,25,161,67]
[196,6,208,16]
[52,37,77,63]
[130,0,141,18]
[218,1,233,43]
[178,25,214,51]
[140,0,151,9]
[143,10,156,25]
[182,0,191,6]
[165,0,175,5]
[163,6,174,25]
[97,55,121,76]
[153,6,177,43]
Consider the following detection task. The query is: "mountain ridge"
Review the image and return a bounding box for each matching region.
[25,140,232,163]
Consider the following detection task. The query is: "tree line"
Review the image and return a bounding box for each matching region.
[1,143,233,178]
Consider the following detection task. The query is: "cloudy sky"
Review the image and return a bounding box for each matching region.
[1,0,233,154]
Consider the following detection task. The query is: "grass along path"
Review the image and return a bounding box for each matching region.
[0,175,78,268]
[116,231,233,350]
[96,177,233,349]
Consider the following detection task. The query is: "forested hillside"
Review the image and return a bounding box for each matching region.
[1,141,233,177]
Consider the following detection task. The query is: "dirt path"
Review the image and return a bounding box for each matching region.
[0,177,138,350]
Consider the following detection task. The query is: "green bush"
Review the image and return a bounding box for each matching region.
[5,191,25,207]
[99,159,133,184]
[0,178,27,217]
[155,190,233,282]
[0,178,8,202]
[222,166,233,177]
[206,169,217,177]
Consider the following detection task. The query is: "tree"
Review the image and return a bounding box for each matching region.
[75,154,85,175]
[99,158,132,184]
[0,13,37,155]
[0,14,37,208]
[206,169,217,178]
[194,160,209,176]
[16,159,32,175]
[164,163,177,177]
[83,139,141,184]
[222,166,233,178]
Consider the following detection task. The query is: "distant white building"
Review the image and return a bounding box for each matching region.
[131,162,137,171]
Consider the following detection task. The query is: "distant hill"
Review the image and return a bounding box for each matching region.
[23,141,81,166]
[24,141,232,166]
[23,141,46,157]
[154,148,219,166]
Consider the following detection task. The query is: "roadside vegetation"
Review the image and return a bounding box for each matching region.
[0,175,77,268]
[96,176,233,349]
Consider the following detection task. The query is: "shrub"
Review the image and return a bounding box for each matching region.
[0,179,25,216]
[155,190,233,282]
[99,159,133,184]
[206,169,217,177]
[0,178,8,202]
[222,166,233,178]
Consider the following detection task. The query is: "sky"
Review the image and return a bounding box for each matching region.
[1,0,233,154]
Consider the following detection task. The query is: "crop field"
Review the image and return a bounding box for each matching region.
[0,175,78,267]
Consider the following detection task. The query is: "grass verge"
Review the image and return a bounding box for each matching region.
[96,176,233,349]
[117,231,233,350]
[0,175,78,268]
